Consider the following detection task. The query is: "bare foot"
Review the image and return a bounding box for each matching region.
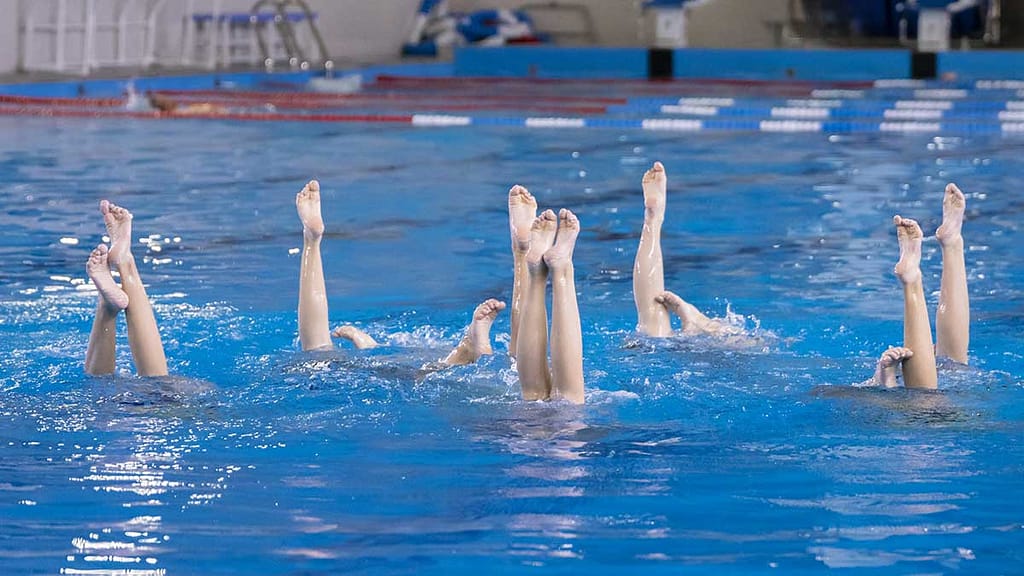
[86,244,128,311]
[893,215,923,285]
[441,299,507,366]
[296,180,325,240]
[642,161,667,220]
[655,290,718,334]
[467,298,506,356]
[873,346,914,388]
[543,209,579,272]
[100,200,133,269]
[935,182,965,247]
[331,325,378,349]
[526,210,558,269]
[656,290,695,324]
[508,185,537,255]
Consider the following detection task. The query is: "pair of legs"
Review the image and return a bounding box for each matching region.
[295,180,504,365]
[632,162,731,338]
[508,186,585,404]
[873,183,970,389]
[85,201,168,377]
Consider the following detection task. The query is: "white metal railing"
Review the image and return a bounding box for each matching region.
[252,0,331,71]
[20,0,167,74]
[179,0,223,69]
[983,0,1000,44]
[180,0,330,71]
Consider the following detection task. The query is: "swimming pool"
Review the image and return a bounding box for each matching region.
[0,79,1022,574]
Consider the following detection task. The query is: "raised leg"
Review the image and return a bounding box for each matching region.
[331,325,379,350]
[102,200,168,377]
[84,244,128,375]
[515,210,557,401]
[935,183,970,364]
[296,180,333,351]
[442,298,507,366]
[508,185,537,359]
[872,346,914,388]
[545,209,584,404]
[634,162,673,337]
[893,216,937,390]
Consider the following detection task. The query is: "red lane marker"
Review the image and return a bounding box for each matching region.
[146,94,607,114]
[0,93,125,107]
[0,104,413,124]
[0,106,160,119]
[151,88,628,106]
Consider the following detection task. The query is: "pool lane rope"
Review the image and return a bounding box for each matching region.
[0,94,125,108]
[151,88,628,106]
[5,80,1024,135]
[5,103,1023,134]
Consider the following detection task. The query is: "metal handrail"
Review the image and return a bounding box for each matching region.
[284,0,330,66]
[251,0,332,73]
[984,0,1000,44]
[250,0,277,66]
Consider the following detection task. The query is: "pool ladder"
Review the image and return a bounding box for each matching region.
[250,0,334,75]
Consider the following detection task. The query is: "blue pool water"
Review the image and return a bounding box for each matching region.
[0,109,1022,574]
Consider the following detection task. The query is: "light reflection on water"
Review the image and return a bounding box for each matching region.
[0,117,1022,573]
[52,402,228,574]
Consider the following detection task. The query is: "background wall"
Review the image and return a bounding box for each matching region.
[684,0,791,48]
[1,0,1020,77]
[0,0,19,74]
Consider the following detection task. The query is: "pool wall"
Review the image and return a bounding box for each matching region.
[453,46,1024,82]
[0,62,453,98]
[3,47,1024,98]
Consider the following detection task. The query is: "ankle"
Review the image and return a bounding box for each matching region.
[644,210,664,225]
[937,234,963,250]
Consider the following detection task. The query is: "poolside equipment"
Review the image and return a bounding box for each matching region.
[783,0,1000,48]
[642,0,699,48]
[17,0,332,76]
[403,0,543,57]
[895,0,994,49]
[20,0,169,74]
[184,0,332,73]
